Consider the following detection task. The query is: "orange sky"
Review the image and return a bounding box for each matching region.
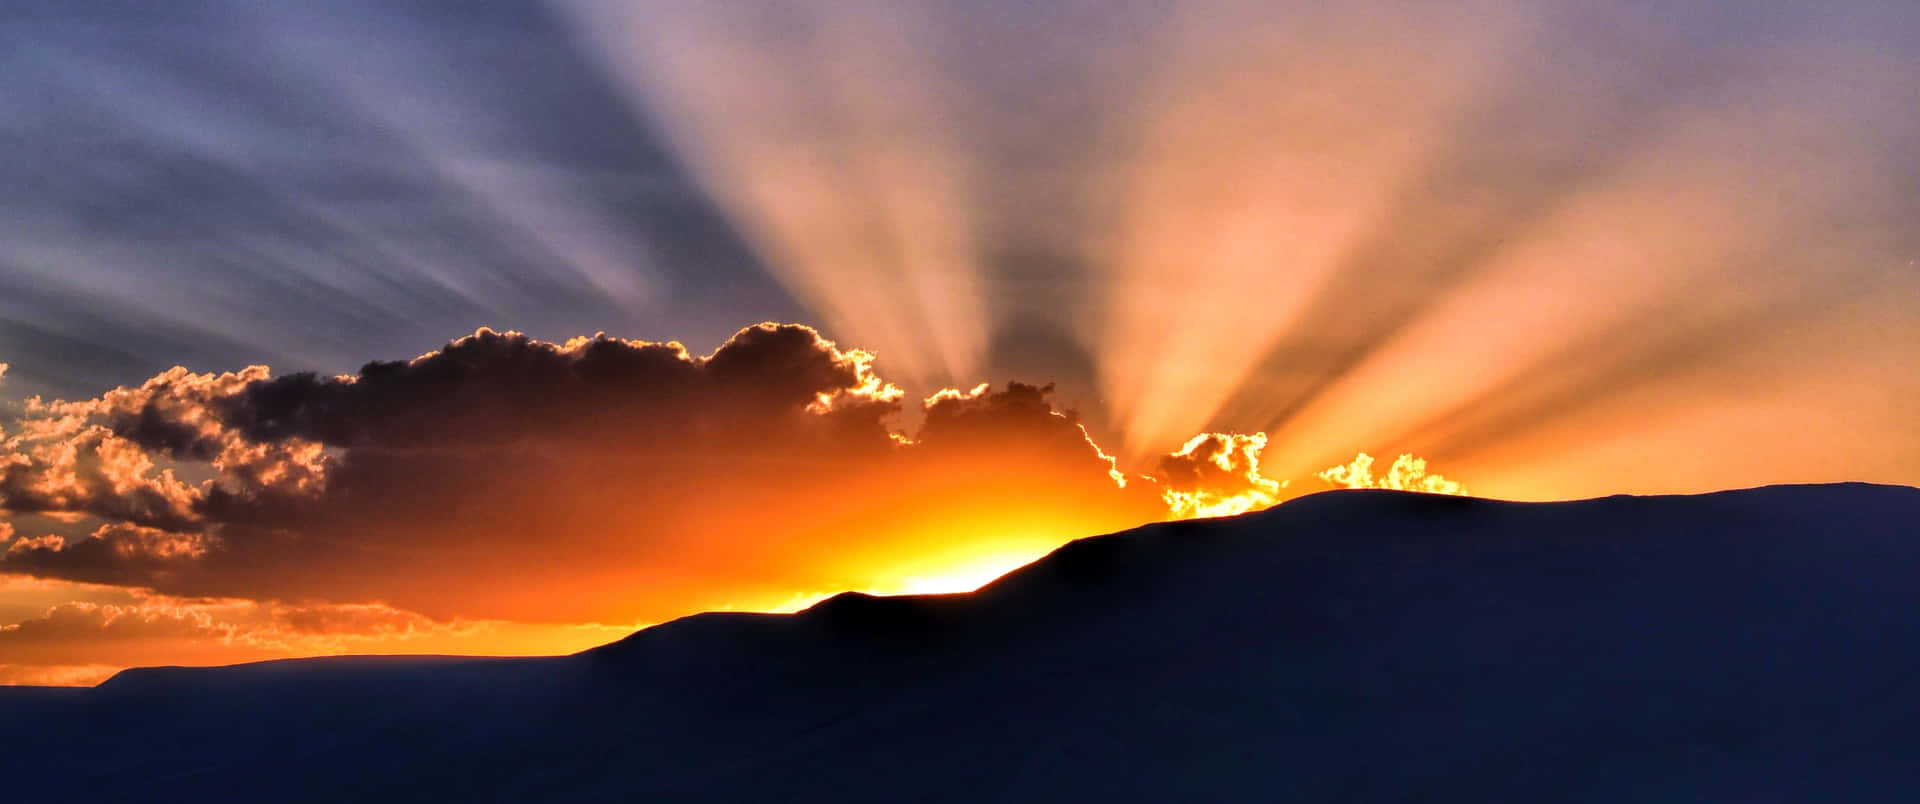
[4,0,1919,685]
[7,307,1908,685]
[0,326,1483,685]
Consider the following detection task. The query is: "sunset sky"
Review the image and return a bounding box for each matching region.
[3,0,1917,685]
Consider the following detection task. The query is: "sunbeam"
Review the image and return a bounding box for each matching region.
[2,0,1918,693]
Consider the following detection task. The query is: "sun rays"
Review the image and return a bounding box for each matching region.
[555,0,1920,498]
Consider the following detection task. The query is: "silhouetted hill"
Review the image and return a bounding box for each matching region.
[6,484,1920,801]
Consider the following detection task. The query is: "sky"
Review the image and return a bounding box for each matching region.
[1,0,1917,684]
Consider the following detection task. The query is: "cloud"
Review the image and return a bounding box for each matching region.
[2,321,1474,639]
[0,594,475,670]
[0,363,325,534]
[0,664,120,687]
[218,324,897,450]
[3,523,212,588]
[5,533,58,555]
[915,381,1131,485]
[0,597,273,673]
[0,324,1169,624]
[0,324,1485,680]
[0,425,203,532]
[1319,453,1468,496]
[269,602,443,637]
[1154,433,1287,519]
[0,600,237,646]
[0,573,642,684]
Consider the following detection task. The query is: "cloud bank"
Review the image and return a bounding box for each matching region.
[1,323,1466,681]
[1,324,1178,625]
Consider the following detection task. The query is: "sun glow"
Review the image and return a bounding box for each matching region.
[750,545,1053,613]
[730,438,1476,618]
[876,549,1049,596]
[845,532,1079,598]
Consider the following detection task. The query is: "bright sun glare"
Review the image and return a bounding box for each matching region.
[758,546,1055,613]
[882,550,1044,596]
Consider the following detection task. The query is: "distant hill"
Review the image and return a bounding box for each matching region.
[6,484,1919,802]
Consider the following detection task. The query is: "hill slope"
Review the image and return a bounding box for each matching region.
[5,484,1919,801]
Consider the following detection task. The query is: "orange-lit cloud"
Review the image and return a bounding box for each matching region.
[0,579,634,686]
[0,424,201,532]
[2,326,1164,624]
[1,324,1479,683]
[1154,433,1286,519]
[1319,452,1467,496]
[0,363,325,534]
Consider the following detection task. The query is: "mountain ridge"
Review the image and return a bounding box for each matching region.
[82,481,1920,691]
[5,482,1919,801]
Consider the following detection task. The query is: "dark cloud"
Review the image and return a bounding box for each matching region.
[0,324,1169,623]
[3,523,212,589]
[980,316,1112,442]
[922,382,1087,453]
[217,324,905,455]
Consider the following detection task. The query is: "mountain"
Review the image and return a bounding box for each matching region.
[5,483,1919,801]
